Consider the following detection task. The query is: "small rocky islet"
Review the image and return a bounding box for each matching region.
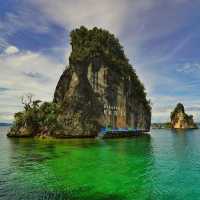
[7,26,151,138]
[152,103,198,129]
[170,103,198,129]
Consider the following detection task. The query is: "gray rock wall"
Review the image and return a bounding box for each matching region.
[54,61,151,137]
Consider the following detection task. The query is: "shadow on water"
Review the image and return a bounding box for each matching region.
[7,134,152,164]
[7,138,58,168]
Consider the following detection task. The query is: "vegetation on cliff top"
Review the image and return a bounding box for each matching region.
[70,26,135,77]
[70,26,127,67]
[69,26,151,112]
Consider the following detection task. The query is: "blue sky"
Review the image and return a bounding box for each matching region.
[1,0,200,123]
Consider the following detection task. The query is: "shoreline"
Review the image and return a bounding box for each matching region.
[7,132,151,139]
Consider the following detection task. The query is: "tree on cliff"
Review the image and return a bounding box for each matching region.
[8,94,63,137]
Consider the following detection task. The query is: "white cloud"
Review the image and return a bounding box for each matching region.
[176,62,200,73]
[0,7,50,36]
[0,37,9,49]
[26,0,157,35]
[0,47,66,122]
[4,46,19,55]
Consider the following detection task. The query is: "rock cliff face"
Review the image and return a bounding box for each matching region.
[53,27,151,137]
[170,103,197,129]
[7,27,151,138]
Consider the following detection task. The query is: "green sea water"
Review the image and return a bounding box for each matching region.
[1,127,200,200]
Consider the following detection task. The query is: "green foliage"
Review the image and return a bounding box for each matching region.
[12,101,63,136]
[14,112,24,127]
[38,102,63,132]
[70,26,127,71]
[69,26,151,110]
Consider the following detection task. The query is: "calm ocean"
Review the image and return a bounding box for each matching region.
[1,126,200,200]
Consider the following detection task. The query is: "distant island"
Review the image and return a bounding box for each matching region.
[0,123,12,127]
[170,103,198,129]
[152,103,198,130]
[7,26,151,138]
[151,122,171,129]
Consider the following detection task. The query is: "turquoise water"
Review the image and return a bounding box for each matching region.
[1,127,200,199]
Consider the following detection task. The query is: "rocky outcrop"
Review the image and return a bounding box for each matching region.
[170,103,198,129]
[53,27,151,137]
[7,26,151,138]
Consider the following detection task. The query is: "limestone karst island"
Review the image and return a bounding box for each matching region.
[2,2,200,199]
[152,103,198,129]
[170,103,198,129]
[7,27,151,138]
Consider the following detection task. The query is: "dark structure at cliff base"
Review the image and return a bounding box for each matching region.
[8,27,151,138]
[170,103,198,129]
